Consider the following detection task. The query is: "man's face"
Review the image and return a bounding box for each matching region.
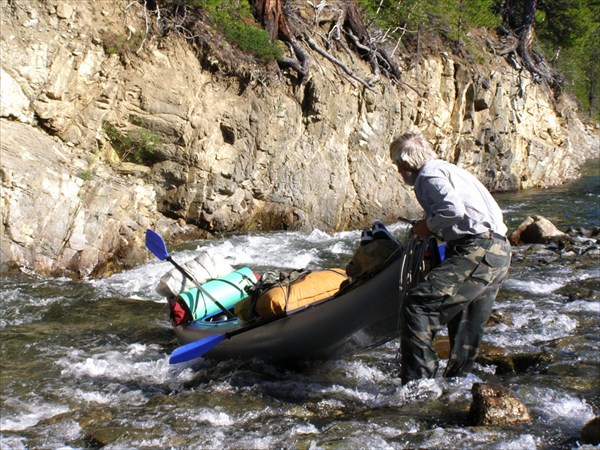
[395,160,418,186]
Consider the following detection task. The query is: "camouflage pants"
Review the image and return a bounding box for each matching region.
[400,235,511,385]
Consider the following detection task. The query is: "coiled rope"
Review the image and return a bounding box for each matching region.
[395,231,435,360]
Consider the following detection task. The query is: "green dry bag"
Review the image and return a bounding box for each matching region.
[178,267,257,320]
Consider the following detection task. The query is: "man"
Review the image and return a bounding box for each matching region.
[389,133,511,385]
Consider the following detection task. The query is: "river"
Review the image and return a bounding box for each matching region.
[1,160,598,449]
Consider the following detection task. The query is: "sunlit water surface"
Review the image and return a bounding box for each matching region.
[1,161,598,449]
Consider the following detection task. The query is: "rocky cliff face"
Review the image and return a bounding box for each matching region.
[1,0,597,278]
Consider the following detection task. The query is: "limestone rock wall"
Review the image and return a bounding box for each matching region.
[0,119,177,277]
[1,0,597,277]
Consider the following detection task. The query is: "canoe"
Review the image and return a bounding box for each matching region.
[172,252,412,362]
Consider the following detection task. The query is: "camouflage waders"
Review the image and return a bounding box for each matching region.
[400,234,511,385]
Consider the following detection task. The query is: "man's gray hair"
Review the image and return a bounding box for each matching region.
[389,133,437,170]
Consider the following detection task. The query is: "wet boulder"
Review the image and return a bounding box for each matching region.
[432,335,551,375]
[556,276,600,302]
[563,226,600,257]
[486,309,513,326]
[433,336,505,360]
[566,226,600,240]
[477,349,554,374]
[509,215,564,245]
[469,383,531,426]
[84,428,128,447]
[581,416,600,445]
[509,218,600,259]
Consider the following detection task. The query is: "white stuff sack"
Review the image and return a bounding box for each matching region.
[155,251,234,298]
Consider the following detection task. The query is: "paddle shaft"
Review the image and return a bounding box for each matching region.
[166,256,236,320]
[169,313,285,364]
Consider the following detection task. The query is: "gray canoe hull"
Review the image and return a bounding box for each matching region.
[173,256,405,361]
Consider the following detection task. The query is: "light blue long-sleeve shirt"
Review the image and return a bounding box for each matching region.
[414,159,507,242]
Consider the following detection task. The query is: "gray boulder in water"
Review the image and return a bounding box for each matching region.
[509,215,564,245]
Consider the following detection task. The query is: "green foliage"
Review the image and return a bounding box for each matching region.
[358,0,597,119]
[101,30,145,58]
[193,0,283,63]
[103,120,162,165]
[357,0,429,34]
[76,170,95,181]
[429,0,501,42]
[357,0,500,43]
[534,0,599,119]
[535,0,590,48]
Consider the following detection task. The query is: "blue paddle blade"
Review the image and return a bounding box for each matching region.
[169,334,227,364]
[145,229,169,261]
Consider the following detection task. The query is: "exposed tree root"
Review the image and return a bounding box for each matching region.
[249,0,402,86]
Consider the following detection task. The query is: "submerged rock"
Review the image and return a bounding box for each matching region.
[478,350,554,374]
[566,226,600,240]
[469,383,532,426]
[581,416,600,445]
[84,427,129,447]
[433,336,505,360]
[433,336,552,375]
[556,275,600,301]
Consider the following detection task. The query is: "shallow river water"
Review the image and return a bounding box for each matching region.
[1,161,598,449]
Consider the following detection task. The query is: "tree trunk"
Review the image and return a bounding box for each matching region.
[248,0,292,41]
[497,0,554,83]
[248,0,309,79]
[518,0,540,76]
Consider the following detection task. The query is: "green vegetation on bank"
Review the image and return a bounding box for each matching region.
[101,30,145,59]
[185,0,284,63]
[138,0,597,120]
[103,118,162,165]
[534,0,598,120]
[357,0,598,120]
[358,0,500,44]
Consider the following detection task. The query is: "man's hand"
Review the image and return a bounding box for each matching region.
[412,219,431,238]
